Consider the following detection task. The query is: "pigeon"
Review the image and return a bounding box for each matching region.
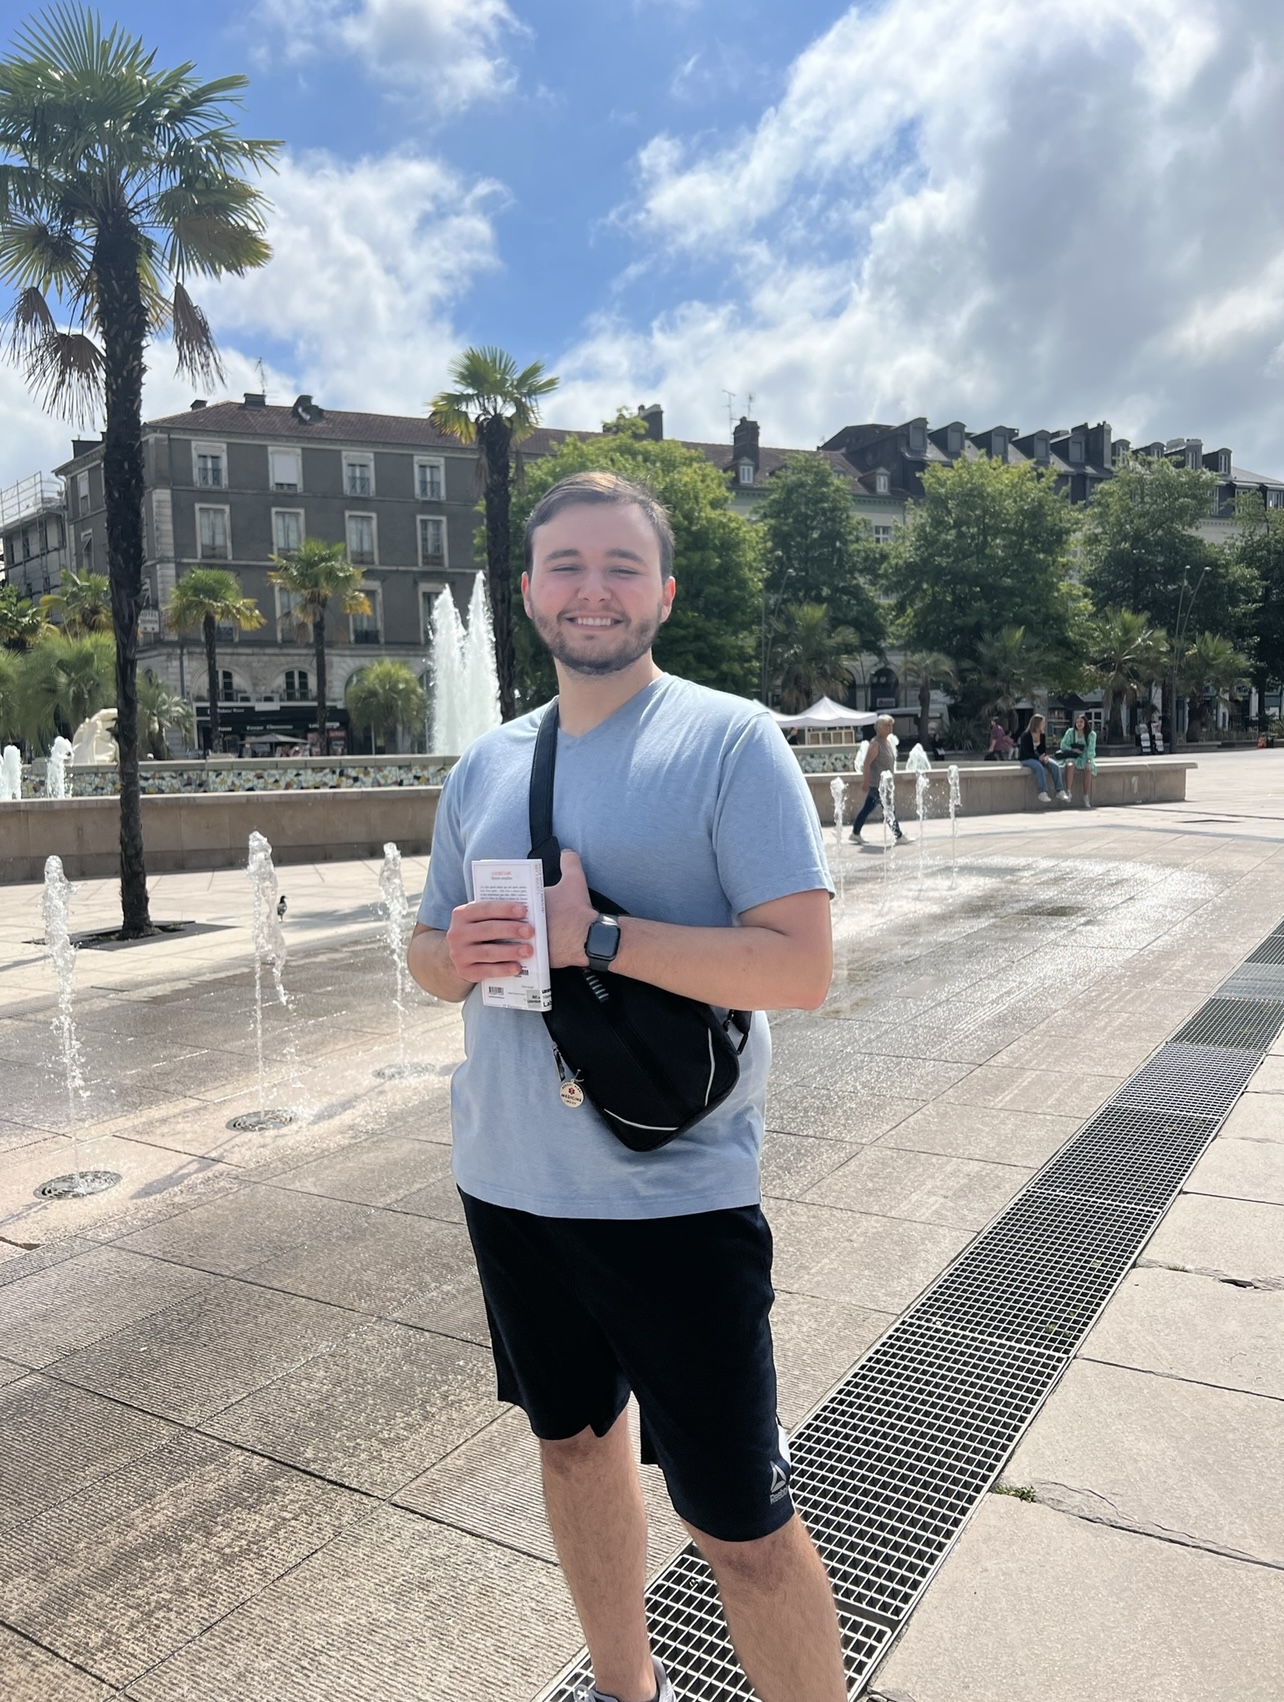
[276,895,287,920]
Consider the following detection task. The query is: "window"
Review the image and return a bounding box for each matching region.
[350,585,381,645]
[343,454,374,497]
[193,443,226,488]
[284,669,310,701]
[269,447,302,492]
[1269,489,1284,509]
[419,584,444,643]
[276,586,308,636]
[909,424,926,450]
[46,515,62,549]
[219,669,234,699]
[875,471,889,494]
[197,505,230,559]
[873,524,893,544]
[76,471,90,514]
[272,509,304,554]
[418,516,446,566]
[1068,438,1084,463]
[947,425,963,455]
[21,525,34,560]
[81,533,94,572]
[415,458,444,501]
[737,461,755,486]
[346,512,376,565]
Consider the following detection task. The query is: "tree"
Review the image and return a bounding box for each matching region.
[0,6,277,933]
[269,539,369,754]
[429,346,558,722]
[1179,631,1249,741]
[20,628,114,747]
[165,566,263,751]
[889,456,1078,701]
[0,647,20,742]
[38,566,110,634]
[773,602,859,712]
[0,584,46,649]
[756,454,885,698]
[900,649,957,744]
[973,625,1048,728]
[1229,491,1284,720]
[1088,609,1163,740]
[344,658,427,754]
[136,665,193,757]
[508,427,763,705]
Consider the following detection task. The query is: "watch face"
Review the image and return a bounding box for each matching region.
[587,918,620,963]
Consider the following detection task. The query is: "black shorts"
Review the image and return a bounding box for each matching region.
[460,1191,794,1544]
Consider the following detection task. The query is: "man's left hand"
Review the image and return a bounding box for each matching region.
[545,849,597,969]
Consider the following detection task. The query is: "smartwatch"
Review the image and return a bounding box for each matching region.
[585,913,622,974]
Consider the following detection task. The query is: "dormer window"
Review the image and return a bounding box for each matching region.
[737,461,755,486]
[875,471,890,494]
[1068,438,1084,463]
[909,423,926,450]
[1034,434,1049,463]
[947,426,963,455]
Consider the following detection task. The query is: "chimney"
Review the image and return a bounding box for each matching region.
[292,393,323,423]
[190,398,207,410]
[638,403,663,441]
[733,415,760,470]
[242,391,266,408]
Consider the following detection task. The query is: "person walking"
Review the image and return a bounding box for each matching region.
[408,471,845,1702]
[849,712,906,844]
[1058,712,1097,807]
[985,716,1015,760]
[1018,712,1070,804]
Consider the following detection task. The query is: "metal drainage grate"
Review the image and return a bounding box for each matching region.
[225,1109,295,1133]
[1218,962,1284,1001]
[34,1169,122,1200]
[1247,933,1284,965]
[1171,997,1284,1051]
[536,921,1283,1702]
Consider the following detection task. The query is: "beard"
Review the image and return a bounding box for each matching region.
[531,602,665,676]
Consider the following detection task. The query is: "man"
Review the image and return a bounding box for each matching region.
[408,470,845,1702]
[848,713,905,844]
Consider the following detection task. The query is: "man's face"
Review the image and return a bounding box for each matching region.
[522,501,675,676]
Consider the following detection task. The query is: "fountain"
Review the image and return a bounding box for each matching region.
[373,841,434,1080]
[227,831,295,1133]
[33,855,121,1200]
[430,576,501,756]
[948,764,962,883]
[905,746,933,880]
[0,744,20,800]
[46,736,73,799]
[879,768,898,883]
[829,776,847,855]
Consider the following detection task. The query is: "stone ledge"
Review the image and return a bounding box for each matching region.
[808,758,1195,824]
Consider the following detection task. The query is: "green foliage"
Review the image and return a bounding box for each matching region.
[0,583,46,649]
[1179,630,1249,741]
[972,625,1049,726]
[1080,455,1254,640]
[268,540,369,628]
[344,659,426,751]
[38,567,111,635]
[1229,492,1284,692]
[428,346,558,446]
[165,567,263,638]
[756,454,886,654]
[773,603,859,712]
[889,456,1078,699]
[136,666,192,757]
[509,430,764,702]
[1087,608,1168,739]
[0,646,21,742]
[19,628,115,747]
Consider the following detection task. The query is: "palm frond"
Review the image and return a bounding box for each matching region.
[6,284,56,360]
[170,280,222,388]
[25,326,104,421]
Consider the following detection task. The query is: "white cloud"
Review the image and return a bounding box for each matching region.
[256,0,522,115]
[555,0,1284,470]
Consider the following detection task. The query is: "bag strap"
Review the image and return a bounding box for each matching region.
[529,698,563,886]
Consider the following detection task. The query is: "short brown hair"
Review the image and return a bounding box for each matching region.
[524,470,675,577]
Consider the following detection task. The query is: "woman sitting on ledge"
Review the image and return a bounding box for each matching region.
[1018,713,1069,804]
[1058,712,1098,809]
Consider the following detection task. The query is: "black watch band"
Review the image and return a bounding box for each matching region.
[585,913,622,974]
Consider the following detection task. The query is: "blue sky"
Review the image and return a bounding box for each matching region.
[3,0,1284,477]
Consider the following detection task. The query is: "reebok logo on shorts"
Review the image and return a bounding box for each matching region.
[769,1423,793,1505]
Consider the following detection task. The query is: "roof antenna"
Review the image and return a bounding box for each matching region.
[723,389,737,434]
[746,392,755,419]
[255,357,267,396]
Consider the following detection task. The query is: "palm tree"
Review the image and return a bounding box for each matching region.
[1179,631,1248,741]
[0,585,46,649]
[901,649,957,744]
[429,346,558,721]
[1089,609,1158,740]
[20,628,114,748]
[344,659,426,754]
[39,567,111,635]
[773,602,859,712]
[0,647,21,743]
[136,666,193,758]
[269,538,370,754]
[974,625,1044,730]
[165,567,263,751]
[0,6,277,933]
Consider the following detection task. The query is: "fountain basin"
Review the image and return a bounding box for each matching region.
[805,757,1195,825]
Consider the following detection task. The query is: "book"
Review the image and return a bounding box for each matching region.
[471,858,553,1011]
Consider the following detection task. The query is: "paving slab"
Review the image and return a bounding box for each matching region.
[1246,1052,1284,1093]
[1083,1267,1284,1400]
[873,1098,1080,1168]
[1219,1085,1284,1143]
[112,1180,380,1277]
[1000,1358,1284,1567]
[934,1062,1123,1118]
[0,1134,225,1245]
[265,1131,454,1206]
[49,1277,364,1423]
[244,1204,478,1318]
[768,1288,893,1425]
[766,1198,972,1313]
[0,1245,212,1368]
[1183,1130,1284,1205]
[0,1626,118,1700]
[804,1144,1032,1230]
[0,1429,362,1689]
[123,1504,580,1702]
[204,1318,497,1496]
[1143,1192,1284,1287]
[872,1495,1284,1702]
[759,1129,867,1200]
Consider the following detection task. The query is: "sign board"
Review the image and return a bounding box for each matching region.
[138,608,160,635]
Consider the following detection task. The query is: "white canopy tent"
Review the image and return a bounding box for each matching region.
[770,697,878,732]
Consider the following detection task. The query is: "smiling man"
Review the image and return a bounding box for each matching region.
[408,470,844,1702]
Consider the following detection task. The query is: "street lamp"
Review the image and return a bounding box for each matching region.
[1168,563,1207,752]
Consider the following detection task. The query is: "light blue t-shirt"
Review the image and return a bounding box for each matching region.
[418,674,831,1219]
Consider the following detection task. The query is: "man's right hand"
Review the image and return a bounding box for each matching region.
[446,900,535,983]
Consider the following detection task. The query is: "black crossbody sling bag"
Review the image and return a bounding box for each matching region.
[528,700,751,1152]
